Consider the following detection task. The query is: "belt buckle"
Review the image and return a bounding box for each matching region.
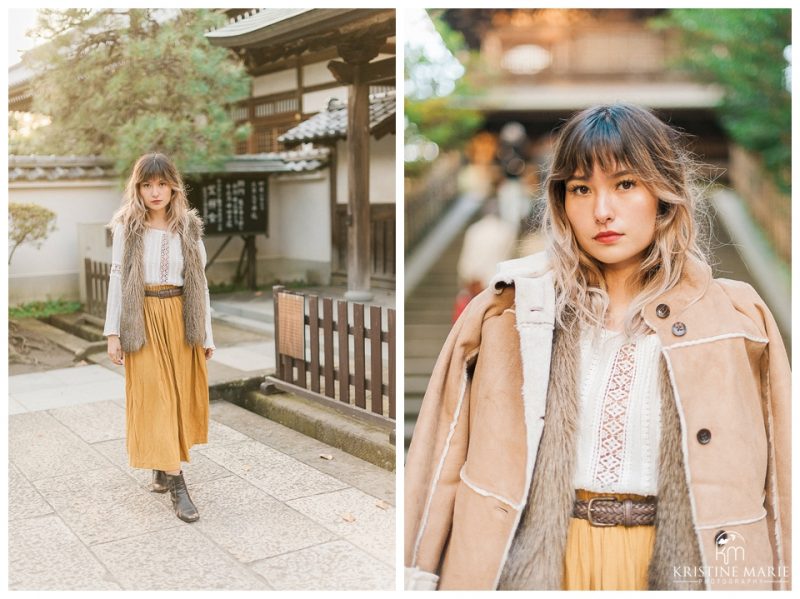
[587,496,618,527]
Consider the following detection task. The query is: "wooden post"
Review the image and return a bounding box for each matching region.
[345,64,372,300]
[272,285,284,380]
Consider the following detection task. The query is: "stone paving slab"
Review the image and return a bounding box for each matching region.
[91,526,267,590]
[33,467,178,546]
[9,463,53,522]
[93,438,233,491]
[48,400,126,443]
[10,411,112,481]
[199,440,349,501]
[251,539,395,590]
[14,379,124,412]
[9,515,122,590]
[9,399,396,590]
[287,486,395,567]
[292,444,396,506]
[184,475,337,563]
[9,397,27,415]
[209,400,395,503]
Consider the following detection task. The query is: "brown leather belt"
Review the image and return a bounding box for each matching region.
[144,287,183,298]
[573,496,657,527]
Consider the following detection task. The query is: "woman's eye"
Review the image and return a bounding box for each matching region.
[568,184,589,195]
[618,179,636,190]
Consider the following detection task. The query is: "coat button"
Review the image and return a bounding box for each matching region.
[715,530,728,546]
[656,303,670,318]
[697,429,712,444]
[672,322,687,336]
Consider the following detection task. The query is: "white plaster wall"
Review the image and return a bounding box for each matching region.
[9,170,335,302]
[274,173,331,262]
[9,180,122,303]
[302,60,337,87]
[336,134,396,204]
[303,86,348,114]
[252,68,297,97]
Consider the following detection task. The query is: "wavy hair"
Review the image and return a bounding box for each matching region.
[109,153,190,234]
[543,103,709,336]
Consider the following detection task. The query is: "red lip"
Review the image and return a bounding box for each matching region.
[594,231,623,243]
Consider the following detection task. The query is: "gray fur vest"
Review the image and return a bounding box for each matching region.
[497,311,704,590]
[119,210,207,353]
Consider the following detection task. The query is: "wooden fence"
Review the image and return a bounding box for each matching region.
[84,258,111,318]
[266,285,396,426]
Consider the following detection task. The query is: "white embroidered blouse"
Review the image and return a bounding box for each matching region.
[572,326,662,496]
[103,224,215,349]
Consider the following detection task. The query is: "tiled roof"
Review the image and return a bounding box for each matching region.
[9,148,330,182]
[8,156,116,182]
[222,146,330,173]
[279,90,395,145]
[206,9,313,40]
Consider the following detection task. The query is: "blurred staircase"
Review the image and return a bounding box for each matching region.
[404,229,466,452]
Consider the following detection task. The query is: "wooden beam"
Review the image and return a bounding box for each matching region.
[362,57,395,83]
[327,60,354,85]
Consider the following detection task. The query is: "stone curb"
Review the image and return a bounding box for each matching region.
[222,386,395,472]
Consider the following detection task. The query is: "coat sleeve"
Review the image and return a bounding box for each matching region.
[404,290,489,589]
[755,295,791,589]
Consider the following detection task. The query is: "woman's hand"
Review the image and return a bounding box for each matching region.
[204,347,214,360]
[107,335,124,365]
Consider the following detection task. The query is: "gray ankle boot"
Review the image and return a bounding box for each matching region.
[165,471,199,523]
[151,470,168,493]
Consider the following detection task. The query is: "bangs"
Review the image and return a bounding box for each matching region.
[135,153,175,184]
[554,106,645,181]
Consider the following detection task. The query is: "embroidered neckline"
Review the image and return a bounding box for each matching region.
[591,341,637,488]
[159,231,170,283]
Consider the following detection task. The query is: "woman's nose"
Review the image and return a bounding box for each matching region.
[593,192,614,223]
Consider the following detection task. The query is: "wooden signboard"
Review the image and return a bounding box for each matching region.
[185,174,269,236]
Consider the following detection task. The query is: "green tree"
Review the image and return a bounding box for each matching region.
[20,9,251,176]
[405,11,484,158]
[652,9,790,192]
[8,203,57,265]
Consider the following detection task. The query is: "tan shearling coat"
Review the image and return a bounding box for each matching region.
[404,253,791,591]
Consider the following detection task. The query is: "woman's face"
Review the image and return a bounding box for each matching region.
[139,177,172,215]
[564,165,658,275]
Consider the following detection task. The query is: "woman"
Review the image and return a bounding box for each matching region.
[404,104,790,590]
[104,152,214,523]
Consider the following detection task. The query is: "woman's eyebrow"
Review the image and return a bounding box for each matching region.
[567,169,633,182]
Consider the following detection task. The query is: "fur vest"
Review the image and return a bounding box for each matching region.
[497,310,704,589]
[119,209,206,353]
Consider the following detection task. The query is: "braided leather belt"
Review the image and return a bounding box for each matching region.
[144,287,183,299]
[573,496,657,527]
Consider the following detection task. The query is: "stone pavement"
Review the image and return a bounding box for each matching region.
[9,394,396,590]
[9,319,396,590]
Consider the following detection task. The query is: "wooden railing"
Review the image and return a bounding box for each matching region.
[332,203,396,286]
[404,151,461,252]
[266,286,396,427]
[84,258,111,318]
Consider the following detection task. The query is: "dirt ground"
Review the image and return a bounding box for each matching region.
[9,319,84,376]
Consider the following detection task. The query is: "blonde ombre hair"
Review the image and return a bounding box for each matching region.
[110,153,191,233]
[543,103,709,336]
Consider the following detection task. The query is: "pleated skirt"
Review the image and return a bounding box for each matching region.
[562,489,657,590]
[124,285,209,472]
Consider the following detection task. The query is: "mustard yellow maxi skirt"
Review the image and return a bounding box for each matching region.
[563,489,657,590]
[124,285,209,472]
